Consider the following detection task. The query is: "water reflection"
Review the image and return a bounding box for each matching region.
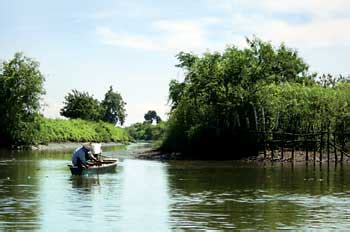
[166,161,350,230]
[70,176,101,191]
[3,146,350,230]
[0,151,41,231]
[118,159,170,231]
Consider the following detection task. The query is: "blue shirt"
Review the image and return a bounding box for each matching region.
[72,146,89,165]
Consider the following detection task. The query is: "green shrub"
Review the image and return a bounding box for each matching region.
[38,118,130,144]
[126,122,166,142]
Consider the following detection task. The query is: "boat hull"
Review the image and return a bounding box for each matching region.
[68,160,118,175]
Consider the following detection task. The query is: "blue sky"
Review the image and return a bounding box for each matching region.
[1,0,350,125]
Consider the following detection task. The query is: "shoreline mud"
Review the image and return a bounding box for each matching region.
[30,142,350,163]
[31,142,125,151]
[137,149,350,163]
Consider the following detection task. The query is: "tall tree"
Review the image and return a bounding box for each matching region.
[60,90,102,121]
[162,37,320,157]
[101,86,126,126]
[0,52,45,146]
[144,110,161,124]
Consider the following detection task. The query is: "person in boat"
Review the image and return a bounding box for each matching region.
[71,143,99,169]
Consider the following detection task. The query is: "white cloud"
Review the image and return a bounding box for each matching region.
[97,1,350,54]
[152,20,208,51]
[207,1,350,49]
[262,0,350,17]
[206,0,234,12]
[96,18,225,53]
[230,13,350,48]
[96,26,158,50]
[211,0,350,17]
[266,19,350,47]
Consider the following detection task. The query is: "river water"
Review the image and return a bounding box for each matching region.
[1,144,350,231]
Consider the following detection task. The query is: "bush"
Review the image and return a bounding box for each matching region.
[0,53,45,146]
[38,118,130,144]
[126,122,166,142]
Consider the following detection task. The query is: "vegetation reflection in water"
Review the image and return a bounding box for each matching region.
[166,161,350,230]
[1,147,350,230]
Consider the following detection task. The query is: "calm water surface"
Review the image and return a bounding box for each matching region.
[1,144,350,231]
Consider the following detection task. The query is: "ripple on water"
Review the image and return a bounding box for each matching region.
[169,187,350,230]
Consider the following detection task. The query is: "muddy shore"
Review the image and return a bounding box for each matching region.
[31,142,125,151]
[137,149,350,162]
[31,142,350,163]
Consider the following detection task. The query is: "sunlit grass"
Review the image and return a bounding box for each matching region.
[38,118,130,144]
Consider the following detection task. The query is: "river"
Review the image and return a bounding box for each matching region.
[1,144,350,231]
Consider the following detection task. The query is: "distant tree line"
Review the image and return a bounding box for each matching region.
[144,110,162,124]
[60,86,126,126]
[161,37,350,158]
[0,52,128,147]
[126,110,165,141]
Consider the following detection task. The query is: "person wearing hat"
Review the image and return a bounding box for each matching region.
[71,143,99,169]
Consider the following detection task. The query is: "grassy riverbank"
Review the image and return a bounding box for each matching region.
[38,118,130,144]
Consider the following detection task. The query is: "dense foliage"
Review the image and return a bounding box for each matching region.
[101,86,127,125]
[60,87,126,125]
[0,53,45,146]
[256,83,350,133]
[162,38,350,158]
[144,110,162,124]
[38,118,130,144]
[60,90,102,121]
[0,52,130,148]
[127,122,166,141]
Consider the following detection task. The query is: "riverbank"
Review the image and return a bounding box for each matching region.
[137,149,350,162]
[31,142,126,151]
[137,149,184,160]
[38,118,130,144]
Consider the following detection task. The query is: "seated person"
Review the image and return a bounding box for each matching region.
[71,143,99,169]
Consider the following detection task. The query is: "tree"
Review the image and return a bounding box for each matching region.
[168,80,186,110]
[126,121,166,141]
[101,86,127,126]
[318,74,350,88]
[162,37,320,157]
[60,90,102,121]
[0,52,45,146]
[144,110,161,124]
[155,115,162,124]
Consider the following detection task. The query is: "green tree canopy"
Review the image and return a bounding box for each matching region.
[60,90,102,121]
[144,110,162,124]
[127,121,166,141]
[162,38,334,157]
[101,86,127,126]
[0,52,45,146]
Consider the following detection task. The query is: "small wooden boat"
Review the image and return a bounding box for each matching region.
[68,159,118,175]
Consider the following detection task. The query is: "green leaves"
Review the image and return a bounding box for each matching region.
[144,110,161,124]
[162,37,348,156]
[60,90,102,121]
[126,121,166,141]
[256,83,338,133]
[0,52,45,146]
[61,86,127,126]
[38,118,130,143]
[101,86,126,126]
